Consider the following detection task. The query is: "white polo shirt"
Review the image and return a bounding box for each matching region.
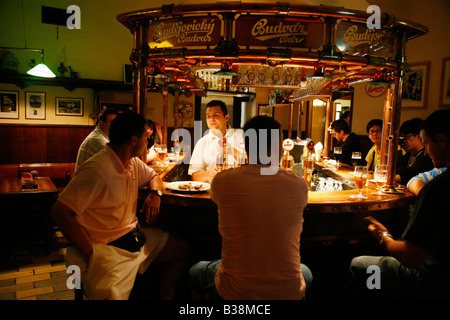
[59,145,157,244]
[75,126,109,171]
[188,128,244,176]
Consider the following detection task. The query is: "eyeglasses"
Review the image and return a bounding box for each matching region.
[398,134,418,145]
[369,129,382,135]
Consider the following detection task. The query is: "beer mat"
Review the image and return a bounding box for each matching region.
[165,181,210,193]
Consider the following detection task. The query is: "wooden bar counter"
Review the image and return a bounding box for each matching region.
[140,159,414,248]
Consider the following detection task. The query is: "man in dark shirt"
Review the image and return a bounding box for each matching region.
[350,109,450,299]
[396,118,434,185]
[330,119,361,166]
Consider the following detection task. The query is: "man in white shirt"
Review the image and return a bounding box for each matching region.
[75,108,118,170]
[51,112,190,300]
[188,100,243,182]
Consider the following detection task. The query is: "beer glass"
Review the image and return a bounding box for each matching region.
[351,152,362,167]
[215,153,224,172]
[303,154,315,188]
[333,147,342,169]
[158,144,167,162]
[374,164,388,195]
[350,166,368,200]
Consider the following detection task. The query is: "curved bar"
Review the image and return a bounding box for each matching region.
[140,162,413,243]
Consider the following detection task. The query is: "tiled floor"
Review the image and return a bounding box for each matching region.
[0,231,75,300]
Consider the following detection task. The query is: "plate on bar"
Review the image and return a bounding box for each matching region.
[165,181,210,193]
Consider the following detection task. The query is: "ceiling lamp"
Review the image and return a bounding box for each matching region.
[305,65,332,95]
[213,61,240,76]
[26,49,56,78]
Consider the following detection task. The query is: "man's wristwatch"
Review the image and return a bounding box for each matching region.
[150,189,163,197]
[379,231,393,245]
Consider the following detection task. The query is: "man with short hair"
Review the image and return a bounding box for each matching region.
[188,100,243,182]
[365,119,383,171]
[75,108,118,170]
[189,115,313,300]
[396,118,434,185]
[350,109,450,299]
[51,112,190,300]
[330,119,361,166]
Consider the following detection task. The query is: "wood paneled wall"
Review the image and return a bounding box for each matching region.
[0,125,196,165]
[0,125,94,164]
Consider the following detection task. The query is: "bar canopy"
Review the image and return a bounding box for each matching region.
[117,2,428,95]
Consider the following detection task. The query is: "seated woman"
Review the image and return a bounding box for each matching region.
[146,119,162,163]
[365,119,383,172]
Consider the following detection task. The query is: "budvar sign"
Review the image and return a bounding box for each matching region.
[149,17,220,48]
[336,22,397,58]
[235,16,323,49]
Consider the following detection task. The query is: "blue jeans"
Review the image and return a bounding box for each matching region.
[189,259,313,300]
[349,255,450,299]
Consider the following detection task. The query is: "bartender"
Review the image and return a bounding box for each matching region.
[188,100,243,182]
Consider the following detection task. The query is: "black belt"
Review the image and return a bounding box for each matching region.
[107,226,146,252]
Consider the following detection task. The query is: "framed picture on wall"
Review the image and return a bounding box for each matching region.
[25,91,46,120]
[401,62,430,109]
[0,90,19,119]
[55,97,84,116]
[258,104,273,117]
[439,57,450,108]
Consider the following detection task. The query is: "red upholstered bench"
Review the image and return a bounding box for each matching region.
[0,164,20,179]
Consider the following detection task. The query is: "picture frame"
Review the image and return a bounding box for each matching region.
[439,57,450,108]
[0,90,19,119]
[25,91,46,120]
[55,97,84,116]
[401,62,430,109]
[258,104,273,117]
[124,64,133,84]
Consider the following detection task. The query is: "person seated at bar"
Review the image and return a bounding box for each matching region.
[189,115,313,300]
[188,100,243,182]
[350,109,450,299]
[365,119,383,171]
[75,108,118,171]
[146,119,162,163]
[50,112,191,300]
[396,118,434,185]
[406,167,447,196]
[341,110,351,124]
[330,119,362,166]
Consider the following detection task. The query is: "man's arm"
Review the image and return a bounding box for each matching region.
[191,168,218,182]
[50,202,93,262]
[141,175,163,224]
[407,179,426,196]
[365,216,429,268]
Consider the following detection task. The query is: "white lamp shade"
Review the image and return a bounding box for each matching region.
[27,63,56,78]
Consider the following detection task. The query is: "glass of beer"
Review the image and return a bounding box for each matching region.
[333,147,342,169]
[158,144,168,162]
[351,152,362,167]
[216,153,224,172]
[303,154,315,189]
[350,166,368,200]
[374,164,388,195]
